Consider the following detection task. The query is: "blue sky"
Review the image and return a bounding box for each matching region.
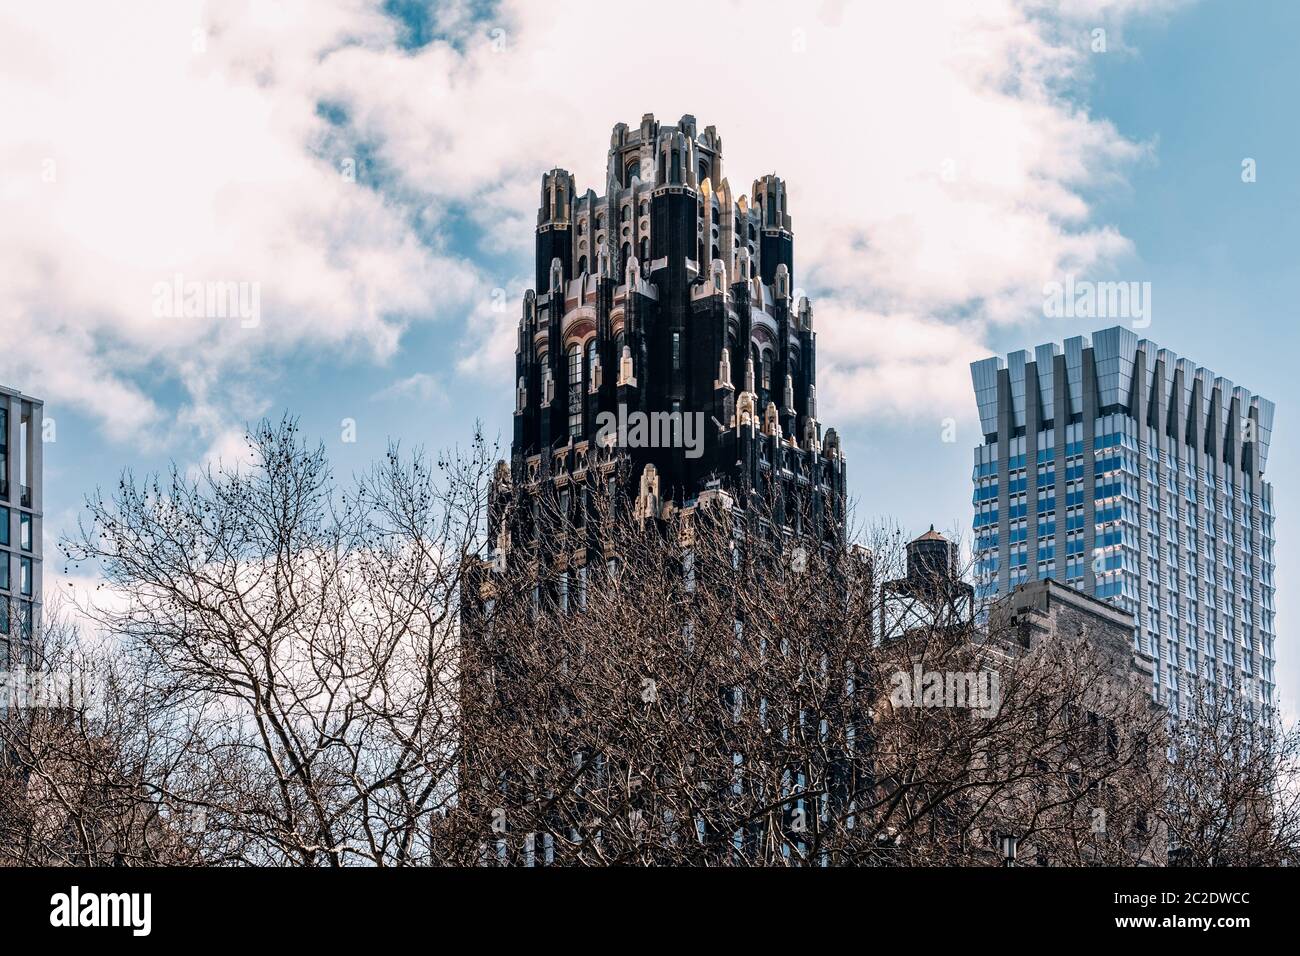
[5,0,1296,707]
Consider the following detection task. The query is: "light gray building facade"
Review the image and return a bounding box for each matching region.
[970,327,1276,719]
[1,384,42,674]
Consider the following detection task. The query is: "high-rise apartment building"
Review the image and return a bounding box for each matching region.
[970,327,1276,719]
[1,385,42,674]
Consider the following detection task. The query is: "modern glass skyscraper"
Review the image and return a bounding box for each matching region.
[970,327,1276,719]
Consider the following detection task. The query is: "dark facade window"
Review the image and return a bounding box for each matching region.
[585,339,597,389]
[761,351,772,390]
[672,332,681,371]
[567,344,583,436]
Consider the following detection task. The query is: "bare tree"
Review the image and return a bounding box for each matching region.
[456,482,1168,866]
[50,417,493,865]
[0,601,192,865]
[1163,683,1300,866]
[3,422,1289,867]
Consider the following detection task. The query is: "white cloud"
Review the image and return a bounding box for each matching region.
[0,0,1187,453]
[371,371,446,404]
[0,0,488,448]
[455,273,530,381]
[193,426,258,478]
[815,303,991,424]
[304,0,1177,419]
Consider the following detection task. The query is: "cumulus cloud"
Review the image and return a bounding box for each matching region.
[815,302,992,424]
[304,0,1174,419]
[371,371,446,404]
[193,426,259,478]
[0,0,1186,454]
[0,0,488,448]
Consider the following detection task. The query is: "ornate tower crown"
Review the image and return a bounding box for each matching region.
[507,113,845,537]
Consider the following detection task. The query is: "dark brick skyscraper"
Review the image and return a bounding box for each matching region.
[460,117,854,862]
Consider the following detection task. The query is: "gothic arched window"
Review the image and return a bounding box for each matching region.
[567,344,583,436]
[585,338,597,390]
[761,350,773,391]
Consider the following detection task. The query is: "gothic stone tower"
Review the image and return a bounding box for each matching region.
[496,112,847,550]
[461,116,854,850]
